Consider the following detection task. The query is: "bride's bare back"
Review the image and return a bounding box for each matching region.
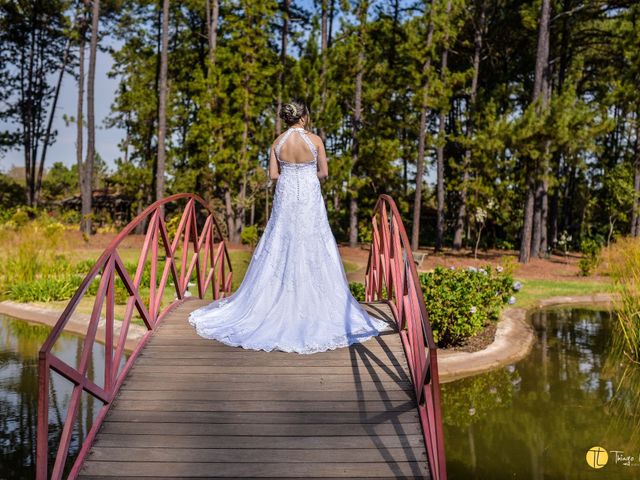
[269,128,329,180]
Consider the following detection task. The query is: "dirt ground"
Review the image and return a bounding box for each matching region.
[335,243,608,284]
[73,231,601,283]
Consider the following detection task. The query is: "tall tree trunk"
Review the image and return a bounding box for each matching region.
[519,0,551,263]
[435,106,446,252]
[82,0,100,236]
[224,188,239,243]
[531,180,544,257]
[348,1,367,248]
[410,7,435,252]
[533,80,553,257]
[35,31,73,205]
[205,0,218,68]
[77,16,86,233]
[453,0,485,250]
[328,0,336,48]
[519,178,536,264]
[434,0,452,252]
[319,0,328,141]
[349,197,358,247]
[349,51,363,248]
[156,0,169,205]
[23,26,35,205]
[275,0,290,135]
[539,179,549,253]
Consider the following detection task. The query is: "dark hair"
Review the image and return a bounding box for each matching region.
[279,100,308,126]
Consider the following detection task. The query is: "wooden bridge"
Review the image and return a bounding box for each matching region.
[36,194,447,480]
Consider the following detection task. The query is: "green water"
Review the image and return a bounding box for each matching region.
[0,313,122,479]
[442,308,640,479]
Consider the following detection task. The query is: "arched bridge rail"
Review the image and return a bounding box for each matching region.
[36,193,233,480]
[365,194,447,480]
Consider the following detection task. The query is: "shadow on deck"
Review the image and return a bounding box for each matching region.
[78,299,430,479]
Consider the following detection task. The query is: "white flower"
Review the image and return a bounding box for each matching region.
[479,268,487,275]
[470,306,477,314]
[449,265,456,270]
[496,266,503,273]
[467,266,478,273]
[512,281,522,291]
[508,296,516,305]
[469,407,476,416]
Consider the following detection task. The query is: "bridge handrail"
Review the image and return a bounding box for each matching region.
[36,193,233,480]
[365,194,447,480]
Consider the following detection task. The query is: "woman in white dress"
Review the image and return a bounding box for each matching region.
[188,100,389,354]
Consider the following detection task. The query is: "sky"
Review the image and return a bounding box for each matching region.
[0,44,124,173]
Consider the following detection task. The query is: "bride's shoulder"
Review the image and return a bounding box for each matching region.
[306,131,324,147]
[271,131,287,148]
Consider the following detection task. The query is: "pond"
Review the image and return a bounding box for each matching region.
[0,313,126,479]
[442,307,640,479]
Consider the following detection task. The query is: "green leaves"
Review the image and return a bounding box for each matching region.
[419,265,517,346]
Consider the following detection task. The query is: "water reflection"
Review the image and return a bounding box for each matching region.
[442,308,640,479]
[0,314,125,479]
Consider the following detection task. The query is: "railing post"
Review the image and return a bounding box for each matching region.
[36,352,49,480]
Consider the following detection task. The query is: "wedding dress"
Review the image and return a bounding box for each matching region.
[188,127,390,354]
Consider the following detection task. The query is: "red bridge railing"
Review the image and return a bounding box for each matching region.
[365,194,447,480]
[36,194,233,480]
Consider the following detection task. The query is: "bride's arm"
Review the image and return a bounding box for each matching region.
[316,140,329,180]
[268,143,279,180]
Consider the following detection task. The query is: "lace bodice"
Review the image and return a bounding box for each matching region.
[275,127,318,166]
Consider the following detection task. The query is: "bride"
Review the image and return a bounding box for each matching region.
[188,100,389,354]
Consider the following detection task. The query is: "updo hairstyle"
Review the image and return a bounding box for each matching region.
[279,100,308,126]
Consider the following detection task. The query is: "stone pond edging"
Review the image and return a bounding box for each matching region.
[437,292,616,383]
[0,300,147,352]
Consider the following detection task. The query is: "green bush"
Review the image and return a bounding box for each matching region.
[419,266,517,347]
[10,210,30,229]
[348,266,516,347]
[349,282,366,301]
[578,238,602,276]
[60,209,81,225]
[240,225,259,247]
[74,259,96,275]
[7,276,83,302]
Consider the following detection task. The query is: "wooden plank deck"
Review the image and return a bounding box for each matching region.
[79,299,429,479]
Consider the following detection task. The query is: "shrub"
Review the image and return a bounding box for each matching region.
[240,225,259,247]
[349,282,366,301]
[7,276,83,302]
[165,214,182,240]
[578,238,602,276]
[74,259,96,275]
[60,209,81,225]
[10,210,30,229]
[348,266,516,347]
[419,265,516,347]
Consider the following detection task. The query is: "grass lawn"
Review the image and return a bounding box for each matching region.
[513,277,613,308]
